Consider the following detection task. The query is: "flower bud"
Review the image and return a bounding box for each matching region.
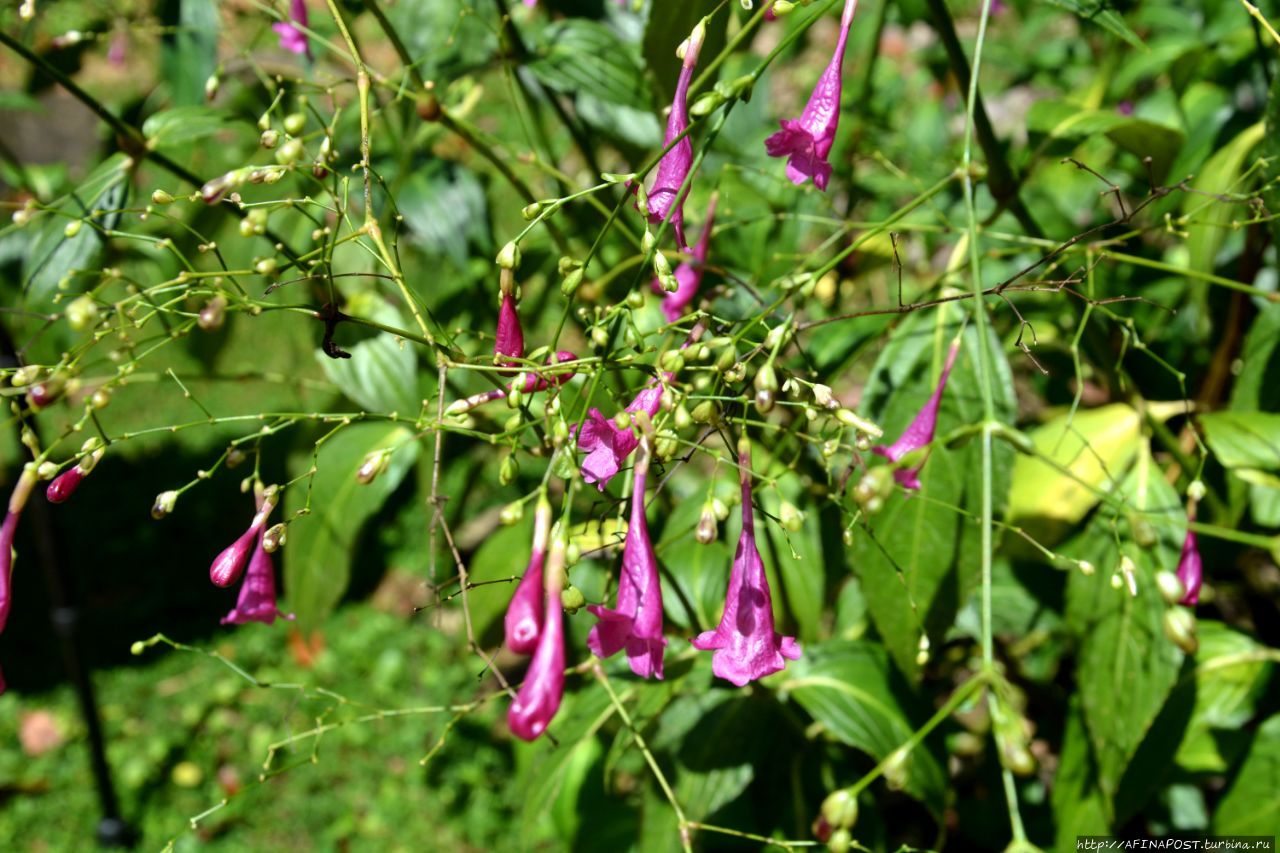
[500,501,524,526]
[660,350,685,373]
[780,501,804,532]
[1163,607,1198,654]
[64,219,82,238]
[881,747,910,791]
[696,503,718,544]
[560,268,585,297]
[812,384,835,409]
[263,523,286,553]
[282,112,306,136]
[654,430,679,460]
[827,829,851,853]
[652,250,672,279]
[711,497,729,521]
[496,241,522,270]
[1156,570,1186,605]
[357,449,391,484]
[1188,480,1206,502]
[820,789,858,830]
[691,400,718,424]
[152,490,178,520]
[255,258,277,276]
[27,379,64,409]
[560,585,586,614]
[773,0,797,14]
[835,408,883,438]
[626,288,645,309]
[65,294,99,331]
[46,467,85,504]
[198,295,227,331]
[1131,515,1157,548]
[723,363,746,384]
[260,129,280,149]
[275,137,304,165]
[500,453,519,485]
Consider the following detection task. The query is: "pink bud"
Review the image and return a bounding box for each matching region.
[209,526,258,588]
[46,468,85,504]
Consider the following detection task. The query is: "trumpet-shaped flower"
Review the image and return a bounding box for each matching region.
[576,386,664,490]
[221,532,294,625]
[873,341,959,491]
[1,469,37,695]
[495,291,524,364]
[273,0,311,59]
[692,443,801,686]
[764,0,858,190]
[509,538,568,741]
[587,441,667,679]
[1176,516,1202,606]
[651,196,717,322]
[209,490,278,588]
[642,21,705,250]
[505,499,553,655]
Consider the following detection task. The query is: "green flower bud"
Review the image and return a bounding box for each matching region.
[500,453,519,485]
[780,501,804,532]
[500,501,524,526]
[660,350,685,373]
[561,585,586,614]
[275,137,304,164]
[1156,570,1186,605]
[65,294,99,331]
[151,189,175,205]
[820,790,858,830]
[152,490,178,520]
[260,129,280,149]
[1164,607,1198,654]
[626,288,645,309]
[282,112,306,136]
[496,241,522,270]
[691,400,718,424]
[696,503,718,544]
[560,268,585,297]
[263,523,286,553]
[827,828,851,853]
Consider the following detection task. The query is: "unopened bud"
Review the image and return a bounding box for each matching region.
[521,202,542,221]
[1163,607,1198,654]
[827,829,851,853]
[500,501,524,526]
[696,504,718,544]
[152,490,178,519]
[357,449,391,484]
[812,384,835,409]
[1156,571,1186,606]
[1188,480,1206,502]
[198,295,227,331]
[691,400,718,424]
[496,241,522,270]
[282,112,306,136]
[660,350,685,373]
[820,789,858,830]
[652,250,672,279]
[835,408,883,438]
[560,268,585,297]
[46,467,86,504]
[263,523,286,553]
[561,585,586,614]
[500,453,519,485]
[65,294,99,330]
[260,129,280,149]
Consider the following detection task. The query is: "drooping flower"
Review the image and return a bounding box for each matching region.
[495,284,525,365]
[273,0,311,59]
[576,385,664,490]
[642,20,705,250]
[446,352,580,415]
[764,0,858,190]
[505,498,553,655]
[587,435,667,679]
[1,467,38,695]
[209,488,278,588]
[1176,514,1202,606]
[509,535,568,741]
[692,440,801,686]
[650,194,717,322]
[221,531,294,625]
[872,340,960,491]
[46,442,104,505]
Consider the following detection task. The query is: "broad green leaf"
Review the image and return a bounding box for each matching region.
[162,0,219,107]
[1174,622,1277,773]
[1230,301,1280,413]
[1008,403,1142,542]
[318,297,420,416]
[529,20,652,111]
[659,536,730,631]
[1026,99,1183,179]
[1040,0,1145,49]
[1264,74,1280,248]
[462,511,535,645]
[852,302,1014,676]
[1212,713,1280,837]
[283,423,420,629]
[1064,448,1185,803]
[1182,121,1265,277]
[397,161,489,270]
[781,640,947,816]
[1053,697,1113,844]
[1199,411,1280,471]
[142,106,237,149]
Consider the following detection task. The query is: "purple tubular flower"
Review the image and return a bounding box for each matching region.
[576,385,664,490]
[46,468,85,504]
[505,499,553,655]
[1176,514,1202,605]
[586,438,667,679]
[872,341,960,491]
[643,22,705,250]
[692,442,800,686]
[495,291,525,364]
[221,532,294,625]
[509,537,568,741]
[273,0,311,59]
[1,469,37,696]
[650,195,717,322]
[209,491,278,588]
[764,0,858,190]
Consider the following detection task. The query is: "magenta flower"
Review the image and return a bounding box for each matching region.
[221,532,294,625]
[587,438,667,679]
[650,195,717,322]
[505,499,552,655]
[692,442,800,686]
[1,468,37,695]
[495,291,525,365]
[764,0,858,190]
[509,538,567,741]
[873,341,960,491]
[642,21,705,250]
[1176,513,1202,606]
[209,490,278,588]
[576,385,664,490]
[273,0,311,59]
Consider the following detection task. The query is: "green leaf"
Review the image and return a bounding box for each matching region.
[529,20,652,111]
[283,423,420,629]
[1199,411,1280,471]
[142,106,237,149]
[658,535,730,631]
[1053,697,1113,844]
[162,0,219,107]
[1026,99,1183,179]
[1264,74,1280,248]
[851,302,1014,676]
[1040,0,1146,49]
[1064,448,1185,803]
[397,162,489,270]
[1230,301,1280,413]
[781,640,947,816]
[318,298,420,416]
[1212,713,1280,836]
[1182,121,1266,277]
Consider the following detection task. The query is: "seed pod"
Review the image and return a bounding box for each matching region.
[691,400,718,425]
[152,490,178,520]
[560,585,586,614]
